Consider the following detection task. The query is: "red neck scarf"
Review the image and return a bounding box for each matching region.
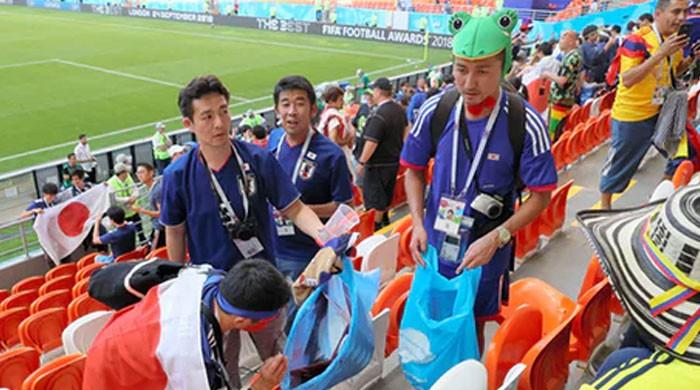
[465,96,497,116]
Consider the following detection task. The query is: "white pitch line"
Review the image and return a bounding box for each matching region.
[0,59,54,70]
[0,10,412,62]
[53,58,184,88]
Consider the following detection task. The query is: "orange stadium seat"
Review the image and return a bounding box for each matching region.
[389,173,407,209]
[18,308,68,353]
[514,219,540,260]
[70,279,89,300]
[387,291,409,356]
[74,263,105,282]
[146,246,169,260]
[0,290,9,303]
[485,304,542,390]
[352,209,376,244]
[526,78,551,114]
[398,226,415,270]
[11,277,45,295]
[351,184,364,208]
[0,307,31,349]
[76,253,97,270]
[67,294,110,323]
[45,264,77,282]
[0,347,39,390]
[672,160,695,189]
[20,353,85,390]
[1,290,39,311]
[30,290,72,315]
[114,246,149,263]
[539,180,574,238]
[371,273,413,357]
[38,275,75,296]
[570,280,612,362]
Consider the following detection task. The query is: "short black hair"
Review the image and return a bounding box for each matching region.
[41,183,59,195]
[627,21,638,32]
[106,206,126,224]
[611,25,621,34]
[238,124,252,133]
[273,76,316,108]
[220,259,291,312]
[639,12,654,22]
[252,125,267,140]
[443,73,455,84]
[178,75,230,120]
[538,41,554,56]
[322,85,344,104]
[70,169,85,180]
[67,153,76,159]
[78,134,86,140]
[136,162,154,172]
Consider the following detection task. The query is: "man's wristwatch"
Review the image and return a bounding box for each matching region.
[496,226,512,248]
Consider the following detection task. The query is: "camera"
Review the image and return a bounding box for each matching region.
[219,201,258,241]
[471,193,504,220]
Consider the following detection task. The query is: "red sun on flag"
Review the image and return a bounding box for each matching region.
[57,202,91,237]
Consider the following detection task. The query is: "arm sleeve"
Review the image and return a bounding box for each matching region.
[520,105,558,192]
[159,168,186,226]
[99,231,117,245]
[619,35,649,69]
[260,151,300,211]
[362,113,385,143]
[406,95,418,123]
[330,153,353,203]
[400,94,440,170]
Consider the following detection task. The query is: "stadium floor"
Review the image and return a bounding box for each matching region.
[375,142,666,389]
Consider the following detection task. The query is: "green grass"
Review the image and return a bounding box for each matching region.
[0,6,451,174]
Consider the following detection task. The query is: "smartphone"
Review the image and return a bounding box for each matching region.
[679,23,691,38]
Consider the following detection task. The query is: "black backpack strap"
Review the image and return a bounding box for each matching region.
[429,88,461,157]
[201,302,232,390]
[506,91,526,192]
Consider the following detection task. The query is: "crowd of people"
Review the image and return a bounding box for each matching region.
[17,1,700,388]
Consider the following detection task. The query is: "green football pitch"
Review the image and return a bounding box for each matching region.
[0,6,450,174]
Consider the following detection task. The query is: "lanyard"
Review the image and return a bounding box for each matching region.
[652,23,676,88]
[275,128,314,185]
[201,143,249,223]
[449,91,502,198]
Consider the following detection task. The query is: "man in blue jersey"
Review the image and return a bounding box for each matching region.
[161,75,327,272]
[401,10,557,351]
[269,76,353,281]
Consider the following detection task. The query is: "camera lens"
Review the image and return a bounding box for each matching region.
[487,204,502,219]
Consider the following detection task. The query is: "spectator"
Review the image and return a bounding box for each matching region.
[238,124,253,142]
[93,244,112,264]
[107,162,145,243]
[74,134,97,183]
[395,81,411,102]
[161,75,327,381]
[319,85,355,174]
[83,259,290,390]
[20,183,59,219]
[543,30,583,140]
[639,12,654,28]
[581,25,616,85]
[407,77,429,124]
[168,144,187,161]
[626,20,639,34]
[428,66,444,88]
[152,122,172,174]
[356,77,408,230]
[401,9,556,353]
[270,75,353,283]
[600,0,694,210]
[131,163,164,250]
[241,109,266,129]
[251,125,268,149]
[67,169,92,198]
[356,68,371,96]
[61,153,81,189]
[92,206,136,260]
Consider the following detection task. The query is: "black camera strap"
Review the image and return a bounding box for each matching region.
[200,143,250,234]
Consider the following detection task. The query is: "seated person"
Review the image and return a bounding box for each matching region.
[92,206,136,259]
[93,244,113,264]
[83,259,290,390]
[20,183,59,219]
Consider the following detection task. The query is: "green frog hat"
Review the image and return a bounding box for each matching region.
[448,9,518,77]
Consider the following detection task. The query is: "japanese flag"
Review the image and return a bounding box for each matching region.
[34,184,110,264]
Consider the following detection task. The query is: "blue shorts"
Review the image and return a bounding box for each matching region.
[599,116,657,194]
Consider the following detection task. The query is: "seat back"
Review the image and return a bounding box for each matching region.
[18,308,68,353]
[20,353,85,390]
[371,273,414,317]
[67,293,110,323]
[1,290,39,311]
[576,255,606,302]
[570,281,612,362]
[30,290,72,315]
[485,305,542,390]
[0,290,9,303]
[352,209,376,244]
[76,253,97,269]
[431,360,487,390]
[62,310,112,355]
[0,307,31,349]
[114,246,149,263]
[519,306,579,390]
[498,363,527,390]
[71,279,89,300]
[505,278,577,335]
[146,246,169,260]
[361,233,399,287]
[540,180,574,238]
[11,276,45,295]
[650,180,675,202]
[355,235,386,260]
[74,263,105,282]
[386,290,409,357]
[39,276,75,296]
[390,215,412,237]
[0,347,39,390]
[525,78,550,113]
[45,264,77,281]
[397,225,414,270]
[672,160,695,189]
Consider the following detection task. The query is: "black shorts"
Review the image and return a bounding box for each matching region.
[362,165,399,211]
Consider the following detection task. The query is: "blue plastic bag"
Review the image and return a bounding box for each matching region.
[399,245,482,389]
[282,257,380,390]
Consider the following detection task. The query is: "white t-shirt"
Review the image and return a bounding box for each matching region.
[74,142,96,170]
[318,107,348,140]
